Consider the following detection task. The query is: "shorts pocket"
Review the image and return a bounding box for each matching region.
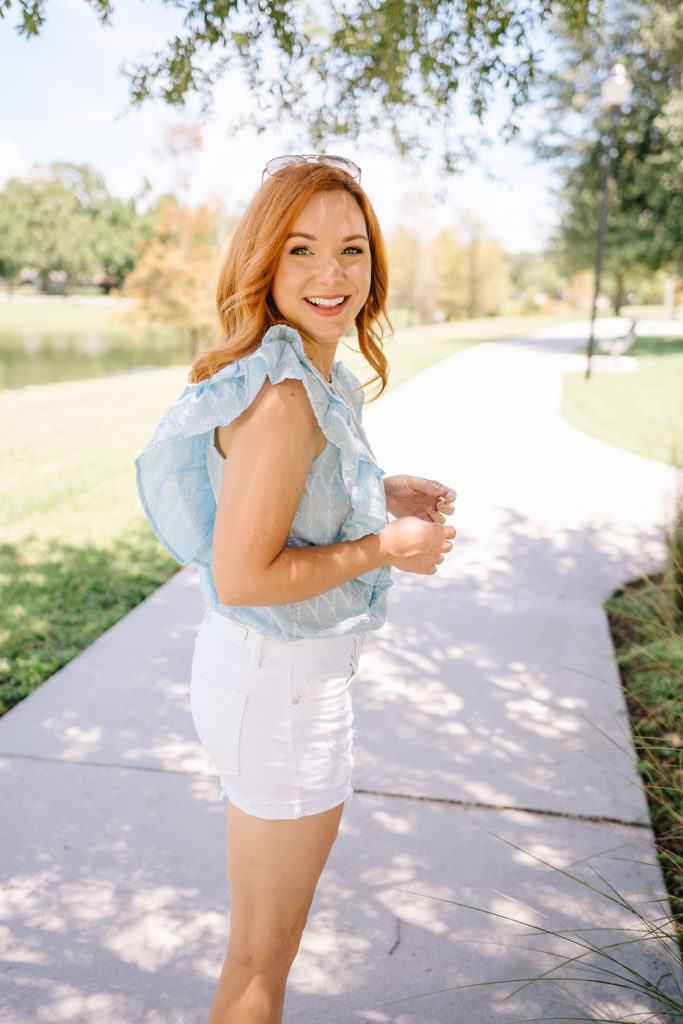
[190,670,247,777]
[296,664,355,701]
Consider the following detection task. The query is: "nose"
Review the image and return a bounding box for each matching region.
[317,255,344,283]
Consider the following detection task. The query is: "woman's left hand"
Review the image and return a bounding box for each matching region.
[383,475,457,523]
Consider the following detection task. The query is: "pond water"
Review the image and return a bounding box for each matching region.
[0,328,191,389]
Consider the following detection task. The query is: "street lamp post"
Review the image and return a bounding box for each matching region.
[585,63,633,380]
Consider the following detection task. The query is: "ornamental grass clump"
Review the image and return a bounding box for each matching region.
[605,484,683,958]
[663,486,683,628]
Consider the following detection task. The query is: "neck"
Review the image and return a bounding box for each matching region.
[302,335,338,381]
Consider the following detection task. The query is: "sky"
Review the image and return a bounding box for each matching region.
[1,0,561,252]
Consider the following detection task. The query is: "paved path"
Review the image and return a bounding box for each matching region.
[1,320,680,1023]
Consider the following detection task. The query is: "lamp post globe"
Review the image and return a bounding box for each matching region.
[601,63,633,108]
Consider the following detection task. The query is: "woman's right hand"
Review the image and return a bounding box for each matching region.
[378,516,456,575]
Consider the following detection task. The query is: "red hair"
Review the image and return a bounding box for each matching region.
[189,163,391,397]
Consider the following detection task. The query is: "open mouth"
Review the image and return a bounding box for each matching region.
[304,295,349,310]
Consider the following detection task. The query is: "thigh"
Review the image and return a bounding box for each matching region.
[226,801,343,943]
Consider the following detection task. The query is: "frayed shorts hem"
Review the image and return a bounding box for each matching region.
[221,782,354,821]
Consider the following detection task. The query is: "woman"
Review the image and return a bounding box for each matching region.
[136,155,456,1024]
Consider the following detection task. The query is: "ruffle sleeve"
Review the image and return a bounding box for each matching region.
[135,325,389,570]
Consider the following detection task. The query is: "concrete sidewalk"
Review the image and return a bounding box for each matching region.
[1,320,681,1023]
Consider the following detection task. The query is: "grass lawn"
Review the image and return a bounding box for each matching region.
[562,335,683,465]
[0,367,186,712]
[0,296,128,333]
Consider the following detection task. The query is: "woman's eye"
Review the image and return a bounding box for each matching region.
[289,246,311,255]
[342,246,363,255]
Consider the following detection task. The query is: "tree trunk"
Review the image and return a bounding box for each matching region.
[467,237,478,319]
[614,270,625,315]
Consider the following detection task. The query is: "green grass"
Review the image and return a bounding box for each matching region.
[0,367,187,713]
[0,296,137,335]
[563,335,683,465]
[606,571,683,954]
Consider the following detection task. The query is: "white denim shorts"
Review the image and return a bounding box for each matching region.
[190,608,365,820]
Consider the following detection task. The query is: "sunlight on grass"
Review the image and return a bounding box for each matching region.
[562,336,683,465]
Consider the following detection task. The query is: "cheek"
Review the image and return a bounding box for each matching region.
[358,265,372,306]
[269,263,290,309]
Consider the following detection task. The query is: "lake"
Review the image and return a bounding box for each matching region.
[0,326,191,389]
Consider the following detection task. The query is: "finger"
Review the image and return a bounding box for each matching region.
[429,510,446,523]
[422,479,452,497]
[437,502,455,516]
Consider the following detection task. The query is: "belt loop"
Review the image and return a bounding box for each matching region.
[249,633,265,670]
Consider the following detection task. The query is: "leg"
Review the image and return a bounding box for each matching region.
[208,801,344,1024]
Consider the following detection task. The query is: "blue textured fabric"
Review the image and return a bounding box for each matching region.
[136,324,392,640]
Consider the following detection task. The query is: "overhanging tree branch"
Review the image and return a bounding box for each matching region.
[4,0,595,165]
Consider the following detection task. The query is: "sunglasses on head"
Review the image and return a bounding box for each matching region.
[261,154,362,184]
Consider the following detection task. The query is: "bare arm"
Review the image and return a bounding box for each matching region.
[212,378,455,606]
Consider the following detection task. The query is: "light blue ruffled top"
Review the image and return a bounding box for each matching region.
[135,325,392,640]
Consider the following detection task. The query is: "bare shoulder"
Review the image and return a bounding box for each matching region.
[217,377,322,458]
[239,377,319,432]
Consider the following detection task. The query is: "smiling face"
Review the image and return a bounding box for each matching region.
[269,189,372,370]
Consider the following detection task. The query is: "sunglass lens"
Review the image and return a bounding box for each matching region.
[320,156,361,179]
[264,156,305,176]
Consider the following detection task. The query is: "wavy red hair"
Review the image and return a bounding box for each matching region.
[189,162,391,397]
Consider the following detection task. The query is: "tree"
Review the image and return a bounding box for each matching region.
[507,252,567,299]
[387,225,438,324]
[4,0,593,168]
[388,218,510,323]
[540,0,683,308]
[0,188,28,293]
[432,230,467,320]
[124,196,230,356]
[0,163,152,292]
[435,217,509,318]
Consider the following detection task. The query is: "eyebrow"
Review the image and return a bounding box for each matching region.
[285,232,368,242]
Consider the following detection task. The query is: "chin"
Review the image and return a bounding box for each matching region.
[298,322,348,345]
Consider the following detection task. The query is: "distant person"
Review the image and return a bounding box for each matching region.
[136,155,456,1024]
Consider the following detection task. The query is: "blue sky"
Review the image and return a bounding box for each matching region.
[1,0,560,252]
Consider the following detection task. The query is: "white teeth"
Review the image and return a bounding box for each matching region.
[306,296,346,307]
